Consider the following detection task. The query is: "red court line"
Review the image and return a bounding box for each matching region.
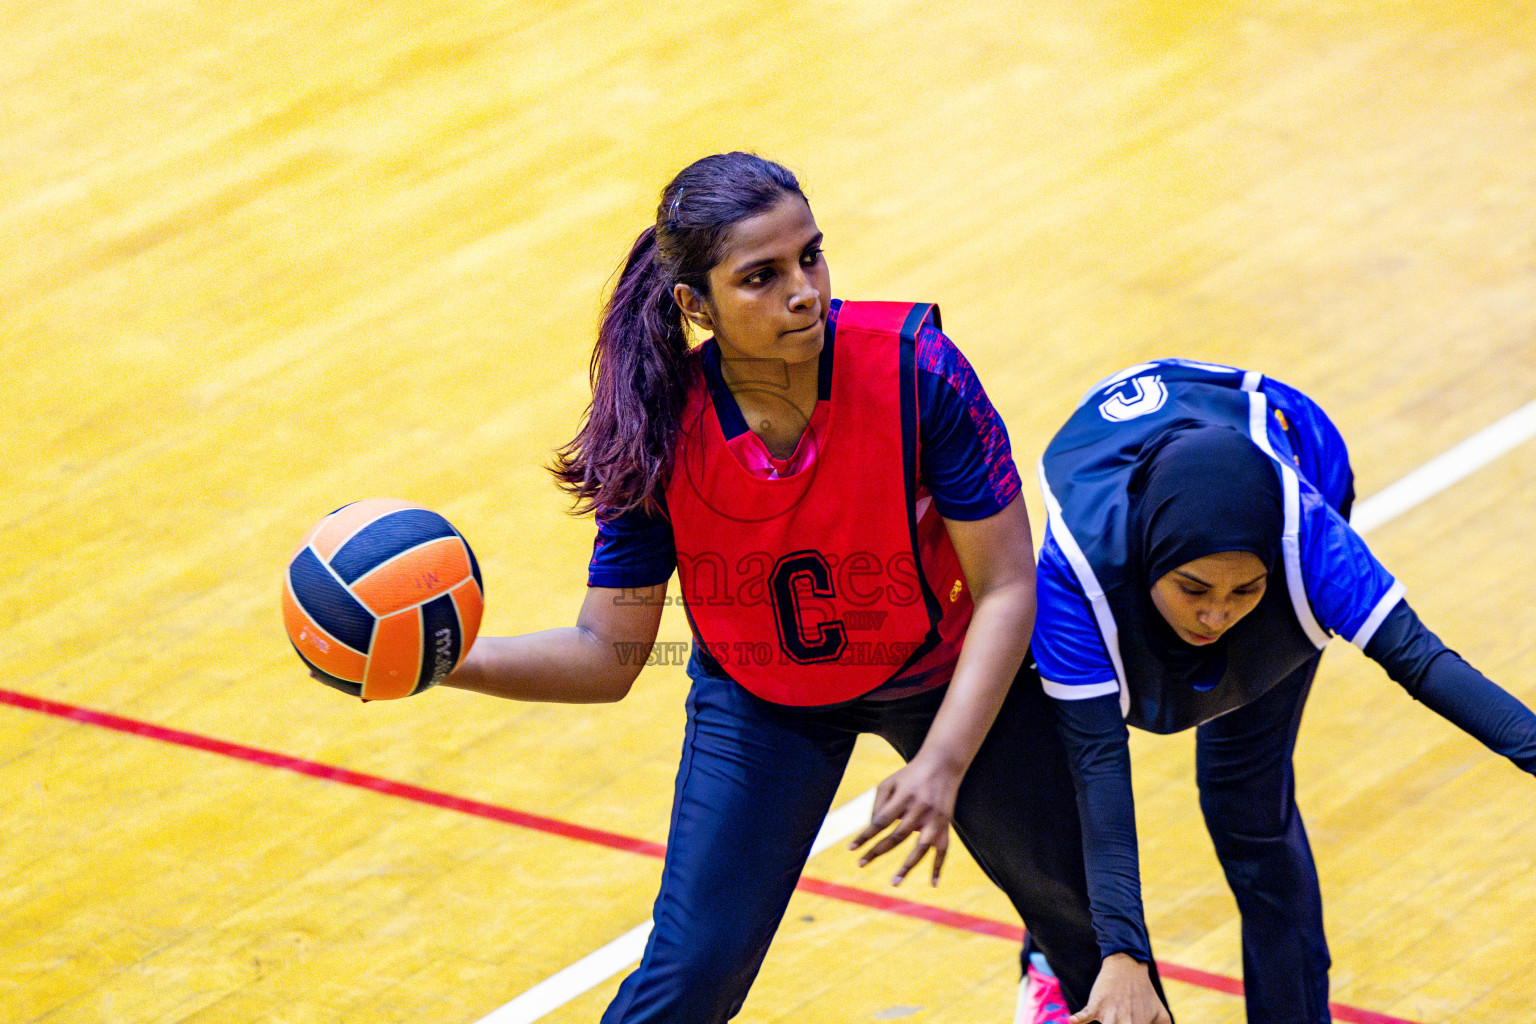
[1,688,1421,1024]
[794,876,1023,940]
[0,688,664,858]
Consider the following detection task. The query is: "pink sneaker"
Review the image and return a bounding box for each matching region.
[1016,962,1070,1024]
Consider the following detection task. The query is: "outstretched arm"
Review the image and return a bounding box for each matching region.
[1366,600,1536,773]
[444,582,668,704]
[1053,695,1154,960]
[1053,695,1171,1024]
[1032,532,1169,1023]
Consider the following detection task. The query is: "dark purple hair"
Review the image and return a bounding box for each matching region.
[552,152,806,516]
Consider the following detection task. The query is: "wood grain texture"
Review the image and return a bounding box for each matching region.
[3,2,1533,1021]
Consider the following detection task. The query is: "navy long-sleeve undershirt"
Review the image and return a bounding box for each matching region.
[1364,602,1536,772]
[1050,688,1150,962]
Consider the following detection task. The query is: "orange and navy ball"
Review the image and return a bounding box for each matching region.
[282,499,484,700]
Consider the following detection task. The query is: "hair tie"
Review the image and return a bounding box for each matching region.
[665,189,684,232]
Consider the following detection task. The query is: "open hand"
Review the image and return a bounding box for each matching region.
[1069,953,1172,1024]
[846,754,964,886]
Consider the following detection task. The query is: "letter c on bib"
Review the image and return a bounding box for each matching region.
[771,551,848,664]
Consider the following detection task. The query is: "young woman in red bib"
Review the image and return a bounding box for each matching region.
[443,152,1172,1024]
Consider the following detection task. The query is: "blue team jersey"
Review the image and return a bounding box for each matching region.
[1033,360,1405,731]
[588,298,1023,589]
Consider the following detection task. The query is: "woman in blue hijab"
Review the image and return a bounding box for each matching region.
[1030,359,1536,1024]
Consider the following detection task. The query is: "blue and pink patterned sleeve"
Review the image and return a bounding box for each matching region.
[913,326,1023,520]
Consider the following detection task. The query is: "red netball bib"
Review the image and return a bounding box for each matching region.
[664,301,966,706]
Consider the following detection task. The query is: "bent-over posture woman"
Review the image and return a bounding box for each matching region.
[1032,358,1536,1023]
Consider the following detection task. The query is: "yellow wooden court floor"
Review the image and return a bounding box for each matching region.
[3,2,1534,1022]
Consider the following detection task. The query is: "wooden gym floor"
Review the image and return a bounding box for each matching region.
[3,1,1534,1021]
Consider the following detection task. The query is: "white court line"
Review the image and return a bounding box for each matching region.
[475,790,878,1024]
[1350,397,1536,535]
[475,923,653,1024]
[476,394,1536,1024]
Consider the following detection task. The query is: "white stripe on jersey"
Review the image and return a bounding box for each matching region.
[1246,390,1331,650]
[1042,678,1121,701]
[1038,462,1132,717]
[1349,579,1408,650]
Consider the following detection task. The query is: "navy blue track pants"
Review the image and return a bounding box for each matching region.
[600,662,1169,1023]
[1197,653,1331,1023]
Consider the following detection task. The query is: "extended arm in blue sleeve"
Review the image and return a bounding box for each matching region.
[1365,601,1536,774]
[1051,692,1154,962]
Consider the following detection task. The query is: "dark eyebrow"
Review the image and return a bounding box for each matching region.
[729,232,824,277]
[1173,569,1269,589]
[730,256,775,277]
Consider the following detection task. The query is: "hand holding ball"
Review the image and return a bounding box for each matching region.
[282,499,484,699]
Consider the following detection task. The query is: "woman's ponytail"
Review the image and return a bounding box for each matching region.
[552,226,692,515]
[552,152,806,517]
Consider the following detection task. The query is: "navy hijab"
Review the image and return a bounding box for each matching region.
[1129,425,1284,687]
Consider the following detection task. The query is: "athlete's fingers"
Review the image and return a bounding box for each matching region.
[1067,955,1170,1024]
[905,819,948,886]
[928,829,949,886]
[887,814,952,885]
[848,798,905,851]
[889,834,930,886]
[847,814,897,852]
[1066,1002,1101,1024]
[849,778,913,851]
[858,819,917,864]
